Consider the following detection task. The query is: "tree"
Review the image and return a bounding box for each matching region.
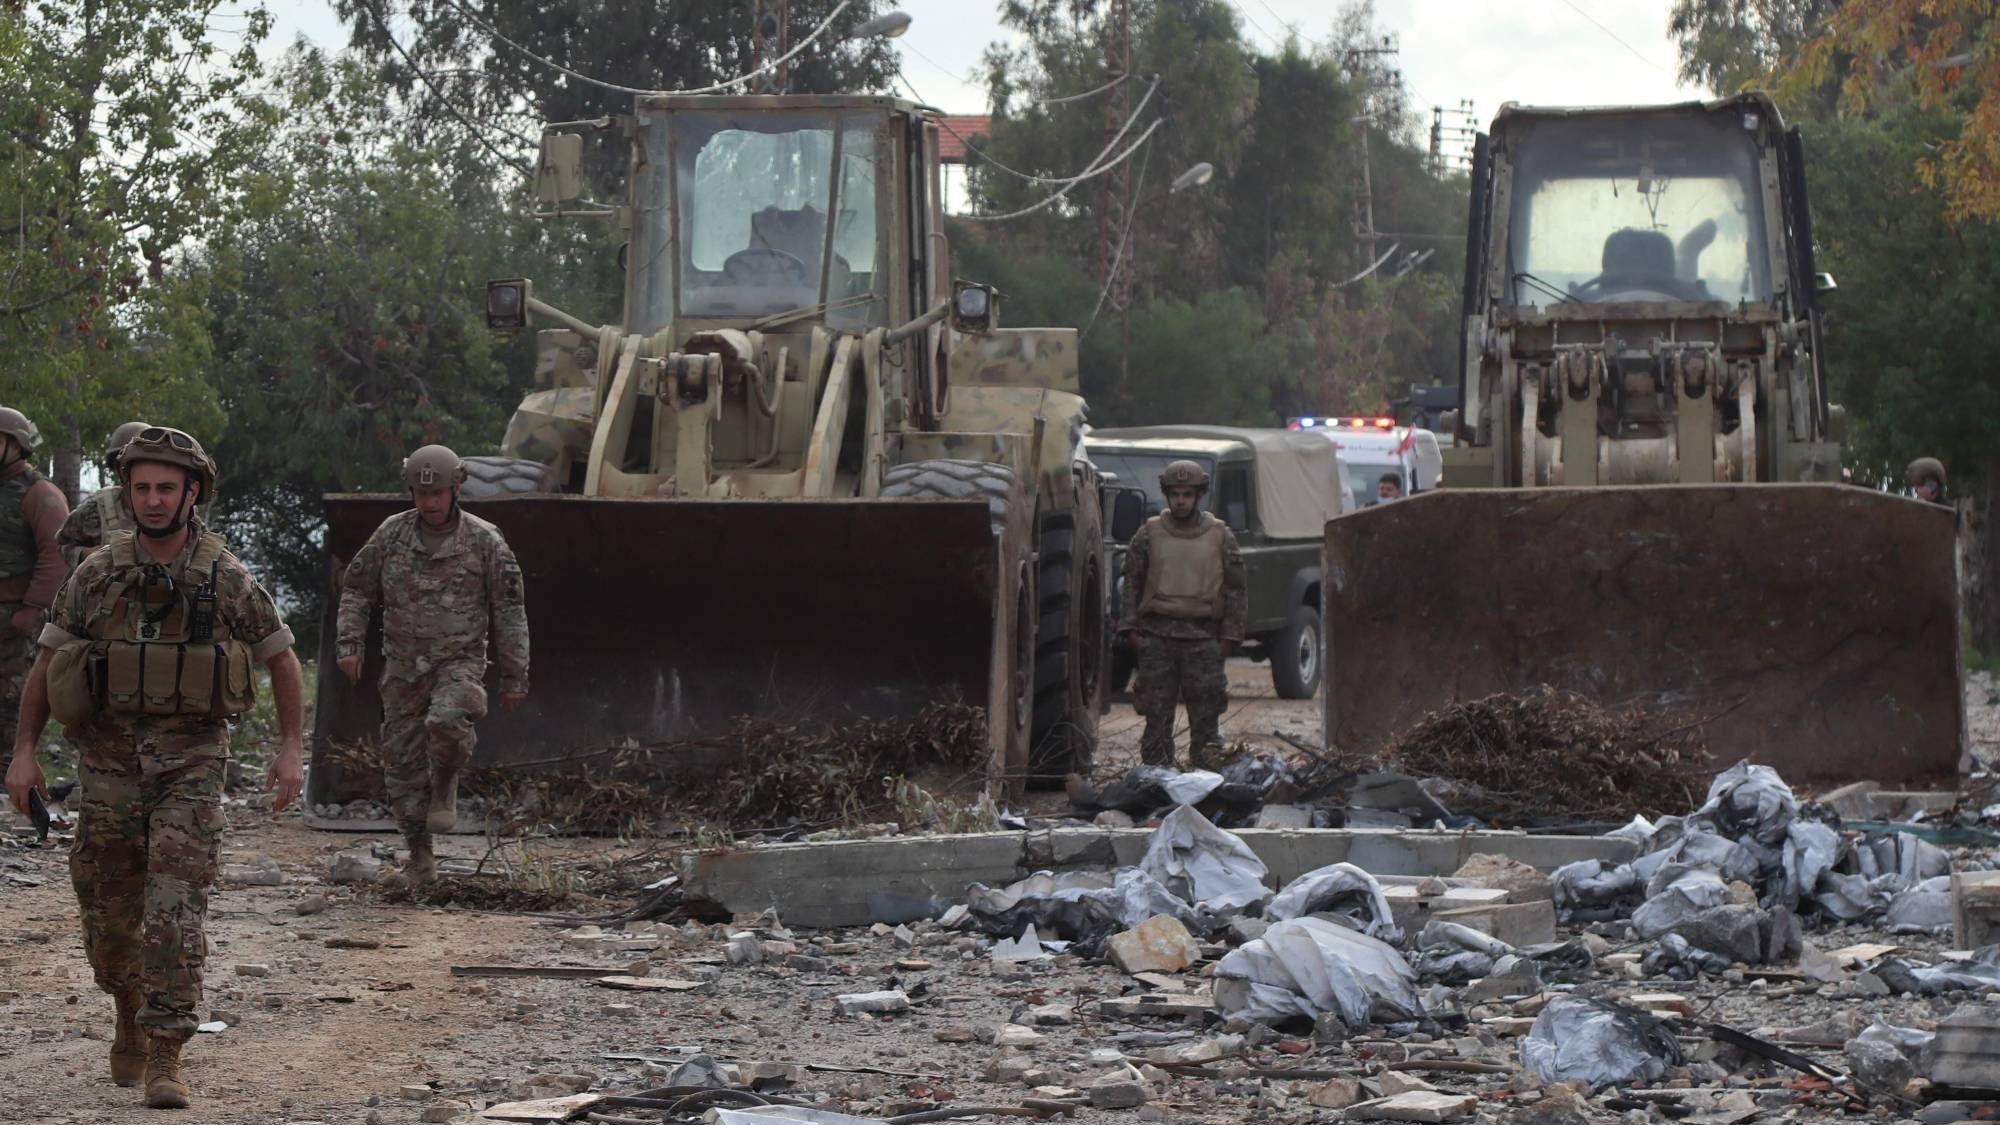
[1669,0,1842,106]
[199,51,534,644]
[0,0,273,495]
[1785,0,2000,222]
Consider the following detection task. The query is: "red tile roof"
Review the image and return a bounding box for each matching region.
[934,115,991,164]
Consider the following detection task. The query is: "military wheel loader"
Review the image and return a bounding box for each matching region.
[1322,93,1963,784]
[309,95,1108,811]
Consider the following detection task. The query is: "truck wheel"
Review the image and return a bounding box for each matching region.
[1270,605,1321,700]
[880,459,1012,536]
[1027,501,1104,786]
[460,455,548,498]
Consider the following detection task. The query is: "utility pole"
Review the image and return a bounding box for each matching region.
[1343,40,1398,271]
[1431,100,1478,177]
[1097,0,1135,399]
[748,0,790,94]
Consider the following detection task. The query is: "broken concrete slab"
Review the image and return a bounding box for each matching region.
[1453,853,1555,903]
[1953,870,2000,949]
[1349,1090,1479,1122]
[1432,900,1558,948]
[679,827,1636,928]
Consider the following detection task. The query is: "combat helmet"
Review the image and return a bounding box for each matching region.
[1907,457,1946,489]
[0,407,41,459]
[105,421,150,470]
[403,444,465,489]
[1159,459,1211,492]
[119,427,217,501]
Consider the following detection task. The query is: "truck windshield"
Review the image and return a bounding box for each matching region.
[649,109,886,327]
[1505,111,1771,306]
[1090,452,1218,517]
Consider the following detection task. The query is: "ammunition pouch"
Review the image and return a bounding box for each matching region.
[100,638,256,719]
[46,639,105,728]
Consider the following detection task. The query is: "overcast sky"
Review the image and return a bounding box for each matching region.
[261,0,1705,142]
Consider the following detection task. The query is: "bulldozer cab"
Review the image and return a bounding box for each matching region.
[1450,93,1837,487]
[630,97,929,336]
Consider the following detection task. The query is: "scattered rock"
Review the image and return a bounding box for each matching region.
[1377,1071,1437,1095]
[232,964,271,978]
[1453,853,1554,903]
[1309,1078,1363,1109]
[293,894,329,917]
[328,851,383,885]
[1088,1080,1151,1109]
[222,856,283,886]
[835,990,909,1016]
[1845,1037,1914,1095]
[1107,915,1200,975]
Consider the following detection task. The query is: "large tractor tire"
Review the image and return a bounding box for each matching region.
[460,455,548,498]
[1027,483,1106,786]
[882,459,1035,777]
[881,459,1011,535]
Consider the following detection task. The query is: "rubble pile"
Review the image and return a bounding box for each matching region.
[1384,686,1711,822]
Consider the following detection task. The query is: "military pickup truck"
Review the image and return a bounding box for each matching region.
[1086,426,1354,700]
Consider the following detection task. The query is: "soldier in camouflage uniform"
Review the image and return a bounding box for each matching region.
[57,420,149,565]
[6,427,305,1110]
[336,444,529,884]
[1118,460,1247,767]
[0,407,70,755]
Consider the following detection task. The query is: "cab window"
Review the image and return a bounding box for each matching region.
[1217,464,1252,531]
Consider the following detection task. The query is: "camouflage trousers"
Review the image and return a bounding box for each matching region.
[69,718,227,1041]
[378,660,486,838]
[1133,633,1228,767]
[0,603,35,748]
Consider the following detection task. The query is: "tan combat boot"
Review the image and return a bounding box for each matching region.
[143,1035,189,1109]
[425,760,461,834]
[405,832,437,885]
[109,989,145,1086]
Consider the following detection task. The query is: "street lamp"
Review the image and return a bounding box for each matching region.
[849,11,913,39]
[1169,162,1214,194]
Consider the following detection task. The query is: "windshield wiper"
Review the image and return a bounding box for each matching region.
[1510,270,1576,305]
[744,292,880,332]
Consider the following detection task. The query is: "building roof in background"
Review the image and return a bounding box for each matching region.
[935,116,990,164]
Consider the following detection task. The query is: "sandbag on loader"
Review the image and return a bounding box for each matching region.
[1322,93,1964,784]
[308,94,1109,816]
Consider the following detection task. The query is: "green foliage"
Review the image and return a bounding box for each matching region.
[1803,107,2000,486]
[0,0,274,493]
[198,51,538,642]
[963,0,1465,427]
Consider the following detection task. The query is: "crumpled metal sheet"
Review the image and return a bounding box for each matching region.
[1265,862,1400,942]
[1139,805,1271,915]
[1521,995,1684,1089]
[1212,916,1424,1028]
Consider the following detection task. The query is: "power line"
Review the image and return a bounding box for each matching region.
[955,119,1161,221]
[900,70,1161,187]
[373,1,533,176]
[1229,0,1283,49]
[1552,0,1666,70]
[436,0,857,97]
[1038,71,1129,105]
[1082,137,1153,339]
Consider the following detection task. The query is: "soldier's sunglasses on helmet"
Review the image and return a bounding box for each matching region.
[135,427,196,450]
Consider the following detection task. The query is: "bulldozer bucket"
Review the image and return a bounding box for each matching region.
[308,494,1014,807]
[1323,485,1963,785]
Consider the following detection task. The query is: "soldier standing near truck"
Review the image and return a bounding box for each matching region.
[5,426,306,1110]
[58,420,150,564]
[1118,460,1246,767]
[336,444,529,884]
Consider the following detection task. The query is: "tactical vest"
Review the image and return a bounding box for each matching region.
[0,466,47,581]
[46,530,257,723]
[1139,515,1226,620]
[91,485,136,538]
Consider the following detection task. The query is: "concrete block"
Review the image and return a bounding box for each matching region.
[678,826,1635,930]
[1953,870,2000,950]
[1432,900,1558,948]
[1818,781,1881,821]
[1874,791,1957,819]
[1252,804,1313,829]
